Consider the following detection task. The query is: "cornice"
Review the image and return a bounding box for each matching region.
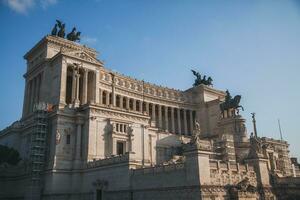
[24,35,98,60]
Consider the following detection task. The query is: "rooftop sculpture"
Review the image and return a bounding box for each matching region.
[191,70,213,87]
[51,20,81,42]
[220,90,244,116]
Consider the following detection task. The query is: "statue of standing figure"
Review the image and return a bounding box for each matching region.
[191,120,201,144]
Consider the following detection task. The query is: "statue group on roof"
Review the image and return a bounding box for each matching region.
[191,70,213,87]
[51,20,81,42]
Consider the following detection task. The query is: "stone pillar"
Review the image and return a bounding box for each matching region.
[177,108,181,135]
[95,70,100,103]
[74,72,80,107]
[28,80,33,112]
[112,137,116,155]
[111,76,116,107]
[171,107,175,133]
[126,97,130,109]
[99,89,102,104]
[106,92,110,106]
[158,105,162,128]
[183,146,212,186]
[164,106,169,132]
[32,77,37,108]
[139,101,143,113]
[146,102,150,115]
[120,96,123,109]
[189,110,194,133]
[36,74,41,103]
[183,109,188,135]
[82,69,88,104]
[133,99,136,111]
[71,69,76,103]
[22,80,29,117]
[75,123,82,159]
[59,59,67,107]
[31,77,36,109]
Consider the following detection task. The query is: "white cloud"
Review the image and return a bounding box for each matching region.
[4,0,35,14]
[3,0,57,14]
[81,36,98,45]
[40,0,56,9]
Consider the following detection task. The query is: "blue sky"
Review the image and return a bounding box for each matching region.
[0,0,300,158]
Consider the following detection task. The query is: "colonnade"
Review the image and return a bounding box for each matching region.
[23,72,43,115]
[64,65,196,135]
[65,65,96,106]
[100,89,196,136]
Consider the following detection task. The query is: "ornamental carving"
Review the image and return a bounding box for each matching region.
[55,130,61,144]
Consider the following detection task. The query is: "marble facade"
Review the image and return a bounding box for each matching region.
[0,35,299,200]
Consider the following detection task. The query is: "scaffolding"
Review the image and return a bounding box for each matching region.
[27,102,51,200]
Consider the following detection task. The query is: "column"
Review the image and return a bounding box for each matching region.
[171,107,175,133]
[32,77,37,109]
[110,73,116,106]
[75,123,82,159]
[95,71,100,103]
[28,80,33,113]
[71,69,76,103]
[106,92,110,106]
[74,72,80,106]
[82,69,88,104]
[139,101,143,113]
[126,97,130,109]
[35,74,39,103]
[99,89,102,104]
[112,86,116,107]
[189,110,194,133]
[146,102,150,116]
[59,60,67,107]
[22,81,29,117]
[120,96,123,109]
[31,77,37,111]
[133,99,136,111]
[158,105,162,128]
[183,109,188,135]
[164,106,169,132]
[177,108,181,135]
[151,104,156,121]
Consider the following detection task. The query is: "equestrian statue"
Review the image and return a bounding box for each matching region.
[220,90,244,116]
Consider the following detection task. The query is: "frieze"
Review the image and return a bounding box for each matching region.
[90,108,149,124]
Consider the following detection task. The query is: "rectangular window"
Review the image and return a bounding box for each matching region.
[117,141,125,155]
[66,134,71,144]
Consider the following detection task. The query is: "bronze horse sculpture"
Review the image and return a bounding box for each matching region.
[220,90,244,115]
[50,20,81,42]
[191,70,213,87]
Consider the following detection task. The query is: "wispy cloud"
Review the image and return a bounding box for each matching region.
[40,0,57,9]
[81,36,98,46]
[3,0,57,14]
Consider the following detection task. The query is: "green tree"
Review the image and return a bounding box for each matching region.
[0,145,21,165]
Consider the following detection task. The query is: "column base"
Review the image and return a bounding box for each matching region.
[73,99,80,108]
